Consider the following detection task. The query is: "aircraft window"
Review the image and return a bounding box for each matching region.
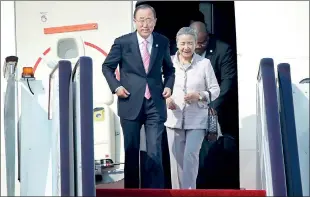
[57,38,79,59]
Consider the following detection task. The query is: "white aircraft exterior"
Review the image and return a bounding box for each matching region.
[1,1,308,196]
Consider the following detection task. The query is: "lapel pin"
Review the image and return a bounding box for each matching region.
[156,44,158,47]
[210,50,213,53]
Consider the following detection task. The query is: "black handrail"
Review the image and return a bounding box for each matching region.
[57,60,73,196]
[299,77,310,84]
[277,63,303,196]
[257,58,287,196]
[72,56,95,196]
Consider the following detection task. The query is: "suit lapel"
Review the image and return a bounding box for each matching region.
[204,37,220,74]
[205,37,216,60]
[148,33,159,74]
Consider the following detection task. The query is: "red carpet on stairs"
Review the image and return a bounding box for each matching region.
[96,189,266,197]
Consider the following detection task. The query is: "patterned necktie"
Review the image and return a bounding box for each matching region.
[142,40,151,99]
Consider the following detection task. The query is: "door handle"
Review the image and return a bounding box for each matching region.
[299,78,310,84]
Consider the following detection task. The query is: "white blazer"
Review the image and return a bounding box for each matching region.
[164,53,220,130]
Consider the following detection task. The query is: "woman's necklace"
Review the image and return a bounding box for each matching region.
[181,61,190,65]
[179,59,192,71]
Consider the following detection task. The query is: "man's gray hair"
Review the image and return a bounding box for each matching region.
[134,4,156,19]
[176,27,198,42]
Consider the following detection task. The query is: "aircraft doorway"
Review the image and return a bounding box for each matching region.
[136,1,237,55]
[136,1,240,189]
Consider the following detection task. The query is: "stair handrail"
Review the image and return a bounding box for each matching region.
[3,56,19,196]
[277,63,303,196]
[71,56,95,196]
[256,58,287,196]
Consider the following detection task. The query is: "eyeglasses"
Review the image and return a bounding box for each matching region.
[197,37,209,47]
[134,18,155,25]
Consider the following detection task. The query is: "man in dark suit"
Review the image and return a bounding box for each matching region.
[190,21,240,189]
[102,4,175,189]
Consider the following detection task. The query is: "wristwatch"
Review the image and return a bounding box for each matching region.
[198,93,203,101]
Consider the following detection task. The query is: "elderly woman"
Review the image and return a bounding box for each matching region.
[165,27,220,189]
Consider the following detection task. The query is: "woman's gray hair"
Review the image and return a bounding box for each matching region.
[176,27,198,42]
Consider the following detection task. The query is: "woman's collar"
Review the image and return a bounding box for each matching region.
[173,51,198,65]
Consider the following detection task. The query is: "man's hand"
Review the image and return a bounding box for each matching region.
[184,92,200,103]
[162,87,172,98]
[116,87,130,98]
[166,97,177,110]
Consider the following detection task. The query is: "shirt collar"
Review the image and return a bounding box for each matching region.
[137,32,153,45]
[201,50,207,58]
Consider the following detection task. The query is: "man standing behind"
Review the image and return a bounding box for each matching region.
[190,21,239,189]
[102,4,175,189]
